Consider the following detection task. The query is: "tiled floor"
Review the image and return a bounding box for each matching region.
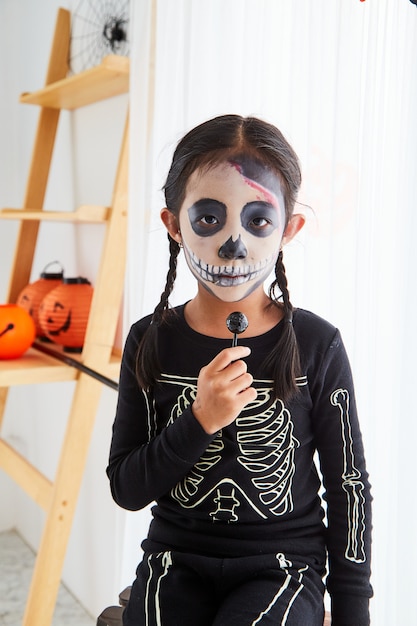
[0,529,95,626]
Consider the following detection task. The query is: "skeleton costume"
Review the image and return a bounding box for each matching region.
[107,306,372,626]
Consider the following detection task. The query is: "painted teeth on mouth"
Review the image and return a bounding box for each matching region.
[188,249,273,285]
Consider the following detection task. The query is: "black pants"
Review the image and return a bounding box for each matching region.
[122,551,325,626]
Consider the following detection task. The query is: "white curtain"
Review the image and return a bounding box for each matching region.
[122,1,417,624]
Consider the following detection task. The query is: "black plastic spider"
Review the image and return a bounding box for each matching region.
[102,17,128,52]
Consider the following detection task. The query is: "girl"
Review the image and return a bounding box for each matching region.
[107,115,372,626]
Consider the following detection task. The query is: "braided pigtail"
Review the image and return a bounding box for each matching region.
[135,234,180,389]
[264,250,301,402]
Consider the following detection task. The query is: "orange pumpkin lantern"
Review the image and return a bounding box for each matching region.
[0,304,36,359]
[16,262,64,339]
[38,277,93,353]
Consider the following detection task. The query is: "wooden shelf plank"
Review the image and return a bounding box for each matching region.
[31,342,120,391]
[0,346,120,387]
[0,205,110,223]
[20,55,129,110]
[0,348,78,386]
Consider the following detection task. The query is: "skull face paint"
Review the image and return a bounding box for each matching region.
[178,157,286,302]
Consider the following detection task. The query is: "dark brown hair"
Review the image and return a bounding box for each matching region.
[136,114,302,402]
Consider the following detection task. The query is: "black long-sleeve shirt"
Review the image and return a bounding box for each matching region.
[107,306,372,625]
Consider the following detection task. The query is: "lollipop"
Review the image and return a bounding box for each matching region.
[226,311,249,347]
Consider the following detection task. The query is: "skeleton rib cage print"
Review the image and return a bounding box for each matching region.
[154,374,301,522]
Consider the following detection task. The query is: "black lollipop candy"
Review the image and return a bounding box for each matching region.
[226,311,249,347]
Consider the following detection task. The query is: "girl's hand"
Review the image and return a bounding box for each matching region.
[192,346,257,435]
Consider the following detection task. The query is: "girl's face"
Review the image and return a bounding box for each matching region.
[175,157,287,303]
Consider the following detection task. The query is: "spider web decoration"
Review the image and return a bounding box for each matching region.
[69,0,130,74]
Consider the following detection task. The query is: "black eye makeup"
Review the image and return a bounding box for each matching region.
[188,199,227,236]
[240,202,281,238]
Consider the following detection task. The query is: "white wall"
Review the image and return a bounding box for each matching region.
[0,0,128,617]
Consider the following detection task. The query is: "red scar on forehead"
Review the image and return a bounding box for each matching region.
[230,161,280,209]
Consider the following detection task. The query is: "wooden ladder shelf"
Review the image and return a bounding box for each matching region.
[0,8,129,625]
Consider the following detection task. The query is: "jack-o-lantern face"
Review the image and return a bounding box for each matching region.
[16,276,63,337]
[17,292,34,317]
[38,280,93,352]
[0,304,36,359]
[43,301,72,336]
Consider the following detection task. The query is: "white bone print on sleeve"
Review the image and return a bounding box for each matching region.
[331,388,366,563]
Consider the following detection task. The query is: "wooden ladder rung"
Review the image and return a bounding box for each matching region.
[0,439,52,510]
[0,204,110,223]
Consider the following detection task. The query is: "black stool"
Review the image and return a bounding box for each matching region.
[96,586,131,626]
